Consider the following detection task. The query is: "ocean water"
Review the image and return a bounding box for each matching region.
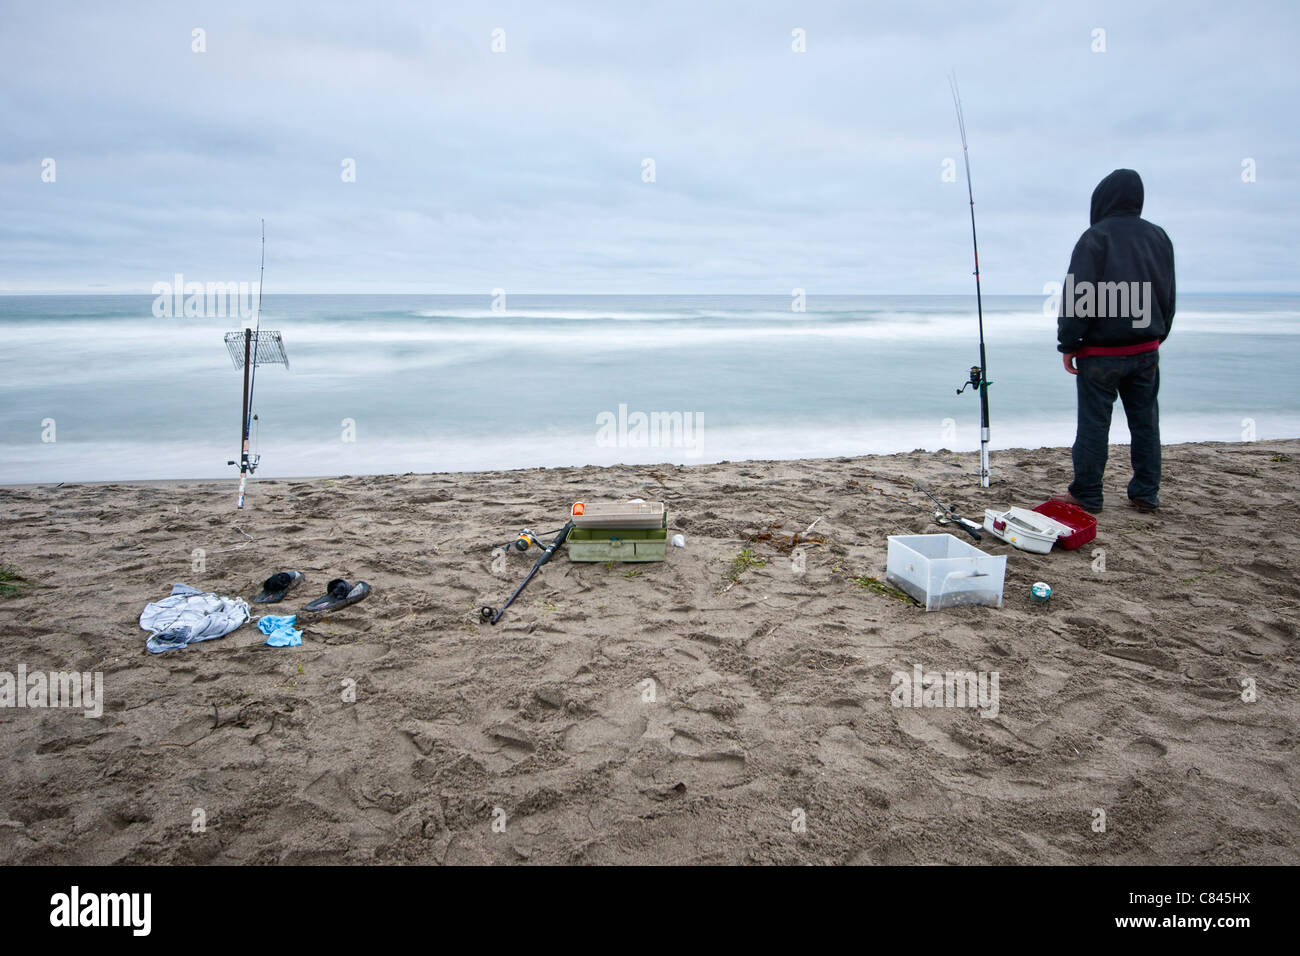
[1,294,1298,483]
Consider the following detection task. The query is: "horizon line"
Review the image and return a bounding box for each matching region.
[0,289,1292,297]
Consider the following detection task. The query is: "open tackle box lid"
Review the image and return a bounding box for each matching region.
[570,500,666,530]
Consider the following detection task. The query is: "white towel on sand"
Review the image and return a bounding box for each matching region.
[140,584,249,654]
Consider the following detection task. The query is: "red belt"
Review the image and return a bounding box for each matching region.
[1076,339,1160,359]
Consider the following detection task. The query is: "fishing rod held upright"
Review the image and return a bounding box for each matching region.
[949,73,992,489]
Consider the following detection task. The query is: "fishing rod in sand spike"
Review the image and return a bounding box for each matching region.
[239,221,266,508]
[949,73,992,489]
[480,521,575,625]
[224,219,289,509]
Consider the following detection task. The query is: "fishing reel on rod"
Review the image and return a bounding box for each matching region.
[227,415,261,474]
[512,529,542,552]
[491,529,546,560]
[955,365,984,396]
[500,527,566,556]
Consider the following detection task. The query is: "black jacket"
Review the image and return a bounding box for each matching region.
[1057,169,1176,353]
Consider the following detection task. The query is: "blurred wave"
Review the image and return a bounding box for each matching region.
[2,294,1297,482]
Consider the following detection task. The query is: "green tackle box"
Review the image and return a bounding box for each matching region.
[567,506,668,563]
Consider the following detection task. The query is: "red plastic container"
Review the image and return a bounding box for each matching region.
[1031,500,1097,550]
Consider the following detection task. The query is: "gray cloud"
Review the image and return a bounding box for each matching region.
[1,0,1296,293]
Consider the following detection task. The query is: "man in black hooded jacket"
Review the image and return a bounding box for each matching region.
[1054,168,1175,513]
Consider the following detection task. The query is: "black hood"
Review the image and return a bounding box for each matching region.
[1090,168,1144,225]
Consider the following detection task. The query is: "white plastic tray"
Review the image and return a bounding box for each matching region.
[983,507,1073,554]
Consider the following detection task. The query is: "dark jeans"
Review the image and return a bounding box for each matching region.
[1068,351,1161,511]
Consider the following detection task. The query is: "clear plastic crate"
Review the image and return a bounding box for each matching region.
[885,534,1006,611]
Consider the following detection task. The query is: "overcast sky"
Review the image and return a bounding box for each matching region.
[1,0,1296,294]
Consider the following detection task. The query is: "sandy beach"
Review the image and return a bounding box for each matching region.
[1,439,1297,865]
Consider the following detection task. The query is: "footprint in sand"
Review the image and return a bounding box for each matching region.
[665,731,746,784]
[895,709,973,758]
[816,725,884,772]
[1123,736,1168,762]
[563,714,648,754]
[668,729,705,756]
[485,722,537,753]
[1103,646,1179,671]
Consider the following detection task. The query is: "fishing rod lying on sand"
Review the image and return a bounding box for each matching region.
[480,521,574,625]
[949,73,992,489]
[914,482,983,542]
[860,477,983,543]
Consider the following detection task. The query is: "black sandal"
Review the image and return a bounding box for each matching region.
[303,578,371,612]
[253,571,306,604]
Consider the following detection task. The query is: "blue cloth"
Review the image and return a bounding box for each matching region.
[258,614,302,647]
